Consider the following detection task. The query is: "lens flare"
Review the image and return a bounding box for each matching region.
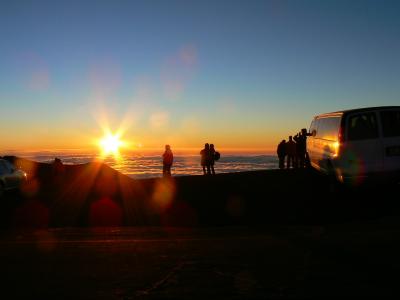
[99,131,125,158]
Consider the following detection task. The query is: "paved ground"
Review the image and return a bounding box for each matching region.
[2,158,400,298]
[2,223,400,299]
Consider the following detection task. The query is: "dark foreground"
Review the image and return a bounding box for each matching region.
[2,224,400,299]
[1,156,399,228]
[1,157,400,298]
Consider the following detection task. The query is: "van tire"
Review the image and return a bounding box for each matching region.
[326,161,340,193]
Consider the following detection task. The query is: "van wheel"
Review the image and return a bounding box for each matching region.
[326,162,340,193]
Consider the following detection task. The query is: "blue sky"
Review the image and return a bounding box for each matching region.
[1,0,399,151]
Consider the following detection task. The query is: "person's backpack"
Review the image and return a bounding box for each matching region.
[214,152,220,161]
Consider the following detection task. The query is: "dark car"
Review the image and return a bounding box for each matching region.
[0,159,27,197]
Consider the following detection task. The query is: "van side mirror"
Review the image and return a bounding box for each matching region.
[311,130,316,137]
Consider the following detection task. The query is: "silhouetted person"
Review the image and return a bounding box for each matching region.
[296,128,308,168]
[52,157,64,173]
[200,143,211,175]
[293,133,302,168]
[209,144,216,175]
[52,157,65,185]
[286,136,296,169]
[162,145,173,177]
[302,128,311,168]
[277,140,286,169]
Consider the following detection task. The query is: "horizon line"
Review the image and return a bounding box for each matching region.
[1,147,275,156]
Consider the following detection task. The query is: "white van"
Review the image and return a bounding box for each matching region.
[307,106,400,185]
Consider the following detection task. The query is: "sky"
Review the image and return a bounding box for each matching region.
[1,0,399,154]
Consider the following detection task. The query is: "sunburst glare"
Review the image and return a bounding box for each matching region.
[99,131,125,158]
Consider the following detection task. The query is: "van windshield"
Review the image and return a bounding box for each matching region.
[381,110,400,137]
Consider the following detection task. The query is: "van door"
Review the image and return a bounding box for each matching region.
[3,161,19,188]
[380,110,400,173]
[344,112,383,176]
[307,119,321,170]
[309,117,341,173]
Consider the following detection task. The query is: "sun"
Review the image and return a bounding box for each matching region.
[99,132,124,157]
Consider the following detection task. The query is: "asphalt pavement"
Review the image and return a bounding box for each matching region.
[2,224,400,299]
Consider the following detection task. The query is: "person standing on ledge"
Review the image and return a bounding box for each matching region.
[200,143,210,175]
[209,144,217,175]
[277,139,286,169]
[286,136,296,169]
[162,145,173,177]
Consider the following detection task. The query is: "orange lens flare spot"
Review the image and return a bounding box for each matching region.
[152,178,176,212]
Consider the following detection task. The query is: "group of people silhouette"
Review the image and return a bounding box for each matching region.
[162,143,220,177]
[277,128,310,169]
[200,143,220,175]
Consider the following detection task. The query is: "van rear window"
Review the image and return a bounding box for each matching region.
[381,111,400,137]
[347,113,379,141]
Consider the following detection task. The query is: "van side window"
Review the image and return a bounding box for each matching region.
[381,110,400,137]
[348,113,379,141]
